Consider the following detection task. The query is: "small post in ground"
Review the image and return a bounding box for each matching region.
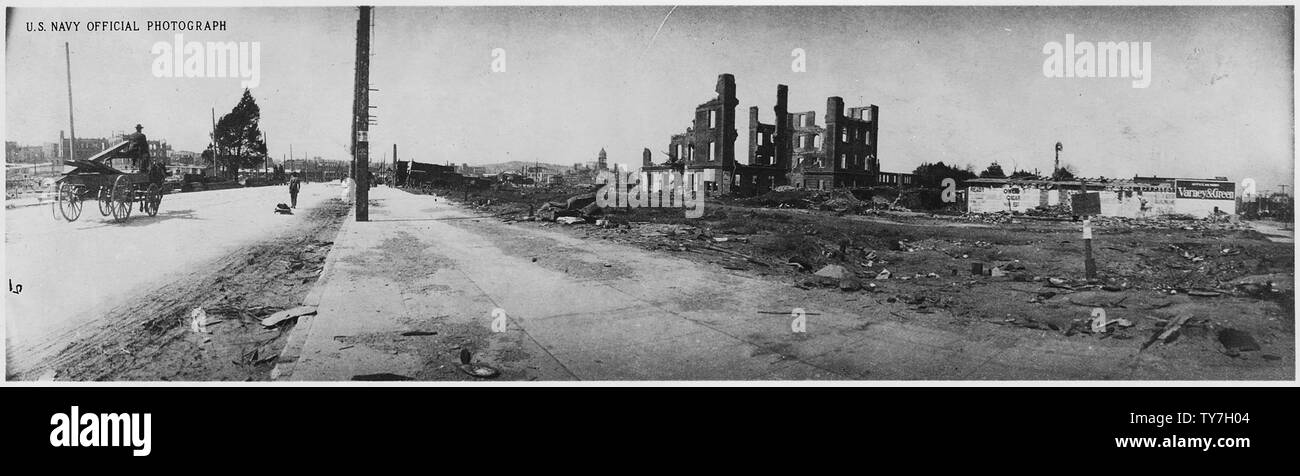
[1083,217,1096,280]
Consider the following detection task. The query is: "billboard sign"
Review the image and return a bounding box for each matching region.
[1071,191,1101,216]
[1175,180,1235,200]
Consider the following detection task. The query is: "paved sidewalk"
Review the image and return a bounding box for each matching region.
[278,187,857,381]
[274,186,1271,381]
[5,195,53,209]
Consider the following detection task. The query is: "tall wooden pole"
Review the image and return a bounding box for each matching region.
[211,108,218,177]
[352,6,372,221]
[65,43,78,161]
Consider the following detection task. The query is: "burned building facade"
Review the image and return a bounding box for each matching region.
[644,74,739,196]
[793,98,879,190]
[743,86,883,193]
[644,74,910,198]
[735,85,793,195]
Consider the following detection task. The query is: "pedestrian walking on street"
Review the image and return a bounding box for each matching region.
[289,172,302,208]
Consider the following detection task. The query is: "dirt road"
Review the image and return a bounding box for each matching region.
[5,184,347,380]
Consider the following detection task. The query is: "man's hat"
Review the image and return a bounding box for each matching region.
[135,124,143,130]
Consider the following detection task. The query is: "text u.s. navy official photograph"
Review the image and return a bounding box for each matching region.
[3,4,1294,382]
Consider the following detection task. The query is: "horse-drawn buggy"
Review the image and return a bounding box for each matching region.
[52,135,166,223]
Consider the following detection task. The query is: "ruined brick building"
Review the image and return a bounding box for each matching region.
[642,74,740,195]
[642,74,913,197]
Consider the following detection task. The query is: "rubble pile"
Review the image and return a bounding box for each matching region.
[951,212,1018,224]
[738,189,817,209]
[1024,204,1072,218]
[818,190,868,213]
[948,210,1252,231]
[1089,214,1250,232]
[535,192,599,222]
[738,188,910,213]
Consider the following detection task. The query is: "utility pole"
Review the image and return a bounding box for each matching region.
[352,6,372,221]
[211,108,218,177]
[65,42,78,161]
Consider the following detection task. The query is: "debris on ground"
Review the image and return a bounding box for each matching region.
[400,331,438,337]
[189,307,209,333]
[814,264,849,280]
[455,348,500,378]
[1143,314,1193,350]
[261,305,318,328]
[408,182,1293,379]
[1217,328,1261,353]
[351,373,415,381]
[458,364,501,378]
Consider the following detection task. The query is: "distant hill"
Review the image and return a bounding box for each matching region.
[478,161,582,174]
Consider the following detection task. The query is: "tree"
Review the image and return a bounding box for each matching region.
[979,161,1007,179]
[212,89,268,179]
[912,161,976,187]
[1052,164,1077,181]
[1009,169,1040,180]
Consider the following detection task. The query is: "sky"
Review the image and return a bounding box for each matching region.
[5,6,1294,191]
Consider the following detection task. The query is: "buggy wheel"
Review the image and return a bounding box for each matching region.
[97,187,113,216]
[57,182,83,222]
[144,183,162,217]
[110,175,134,222]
